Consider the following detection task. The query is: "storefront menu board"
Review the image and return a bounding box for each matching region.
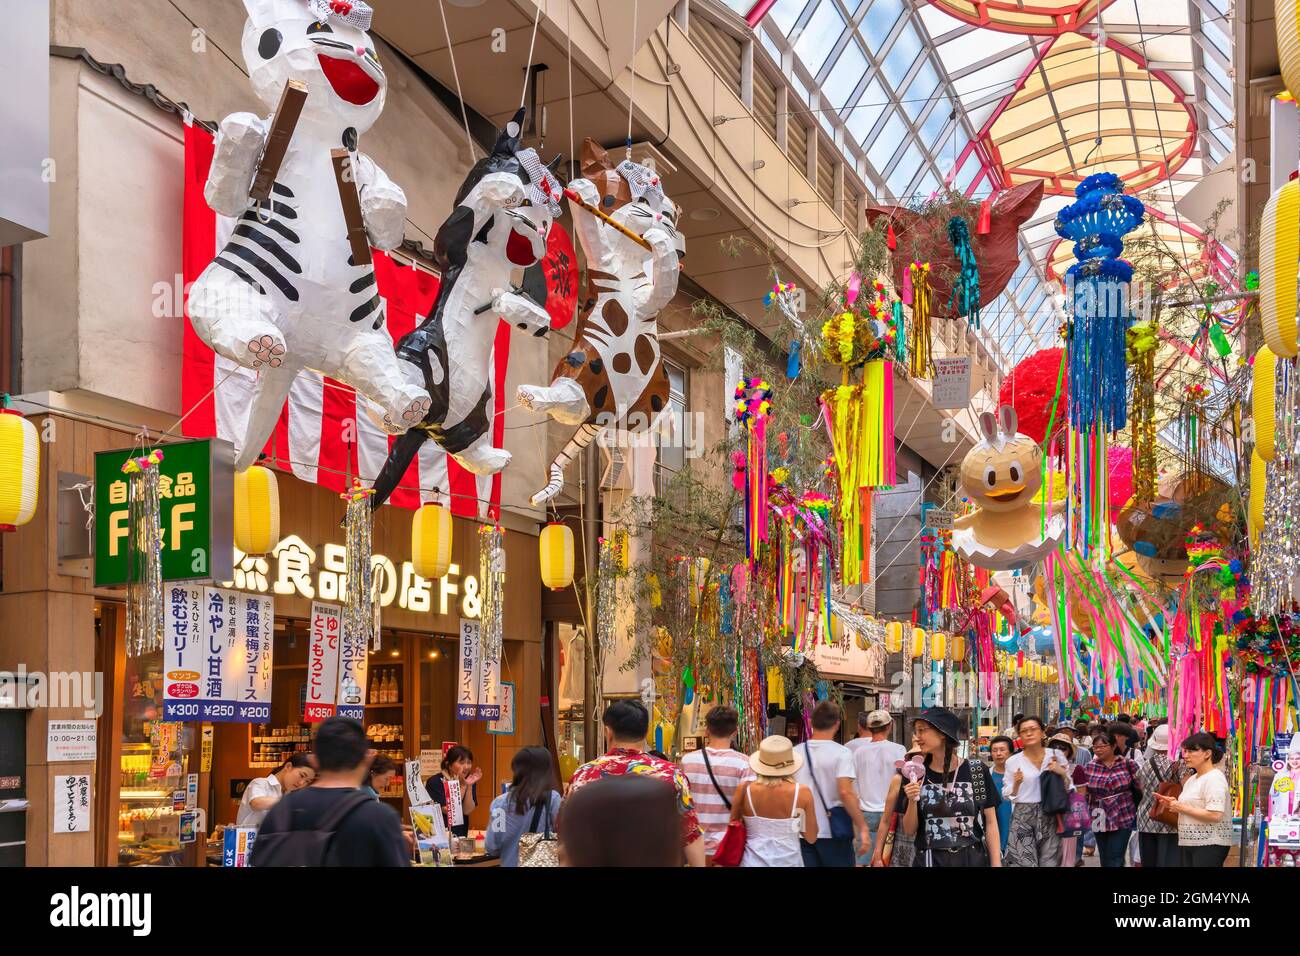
[164,584,273,722]
[456,619,500,721]
[931,357,972,410]
[94,438,234,586]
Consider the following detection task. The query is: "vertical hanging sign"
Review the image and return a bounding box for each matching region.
[163,584,203,720]
[166,586,274,722]
[336,618,368,722]
[457,619,481,720]
[478,652,501,721]
[237,592,274,722]
[305,602,342,722]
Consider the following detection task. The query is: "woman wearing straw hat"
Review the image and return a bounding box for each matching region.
[727,736,819,867]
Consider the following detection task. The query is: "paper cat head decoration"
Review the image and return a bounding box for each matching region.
[581,140,683,255]
[241,0,386,135]
[961,405,1045,513]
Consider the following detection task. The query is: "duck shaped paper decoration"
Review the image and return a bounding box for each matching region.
[952,405,1064,571]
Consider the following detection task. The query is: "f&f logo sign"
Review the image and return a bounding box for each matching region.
[49,887,152,936]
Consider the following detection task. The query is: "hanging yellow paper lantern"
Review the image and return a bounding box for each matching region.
[411,502,453,579]
[232,464,279,555]
[1279,0,1300,101]
[538,522,574,590]
[951,634,966,663]
[930,631,947,660]
[908,627,927,659]
[646,572,662,608]
[1003,655,1016,677]
[1260,178,1300,358]
[1251,449,1267,543]
[885,621,905,653]
[1254,346,1278,461]
[0,409,39,531]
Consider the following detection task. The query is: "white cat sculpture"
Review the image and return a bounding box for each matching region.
[189,0,430,470]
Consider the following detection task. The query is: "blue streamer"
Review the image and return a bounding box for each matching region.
[787,339,801,379]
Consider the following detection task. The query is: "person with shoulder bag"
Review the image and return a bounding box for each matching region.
[678,706,754,862]
[1134,724,1183,867]
[793,702,869,867]
[720,736,818,867]
[1001,717,1073,867]
[486,747,562,867]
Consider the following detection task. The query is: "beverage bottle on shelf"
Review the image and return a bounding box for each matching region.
[368,672,378,705]
[389,669,399,704]
[381,670,392,704]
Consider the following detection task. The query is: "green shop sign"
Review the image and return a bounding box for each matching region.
[94,438,234,586]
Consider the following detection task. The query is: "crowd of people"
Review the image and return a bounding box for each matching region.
[232,701,1234,867]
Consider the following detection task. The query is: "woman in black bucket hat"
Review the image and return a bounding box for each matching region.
[896,708,1004,867]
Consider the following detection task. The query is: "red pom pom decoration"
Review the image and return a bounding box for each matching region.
[998,347,1068,444]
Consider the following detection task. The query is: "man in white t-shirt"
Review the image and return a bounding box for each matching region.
[678,705,754,861]
[793,701,868,867]
[848,709,906,864]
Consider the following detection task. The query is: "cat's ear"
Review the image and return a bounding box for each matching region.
[581,139,613,178]
[493,107,527,158]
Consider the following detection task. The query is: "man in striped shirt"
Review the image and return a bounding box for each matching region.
[679,706,755,861]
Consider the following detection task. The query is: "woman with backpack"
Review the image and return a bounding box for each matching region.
[485,747,562,867]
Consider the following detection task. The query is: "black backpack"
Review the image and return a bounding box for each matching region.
[251,790,373,867]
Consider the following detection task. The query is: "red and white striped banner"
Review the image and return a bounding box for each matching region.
[179,121,505,517]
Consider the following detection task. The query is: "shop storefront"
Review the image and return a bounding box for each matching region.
[1,413,543,867]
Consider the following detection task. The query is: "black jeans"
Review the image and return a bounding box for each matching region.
[1138,831,1180,867]
[1095,829,1133,867]
[1180,844,1230,867]
[800,837,855,867]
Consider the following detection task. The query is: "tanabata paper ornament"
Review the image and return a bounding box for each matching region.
[947,217,980,327]
[997,347,1067,445]
[370,108,562,506]
[953,406,1064,571]
[1107,445,1135,514]
[1260,179,1300,358]
[411,502,453,579]
[1250,449,1266,544]
[189,0,432,471]
[233,464,280,555]
[0,408,39,531]
[1254,345,1279,461]
[865,181,1044,318]
[1056,172,1144,433]
[517,140,684,505]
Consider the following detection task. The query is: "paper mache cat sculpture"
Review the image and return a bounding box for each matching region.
[189,0,433,471]
[953,405,1064,571]
[517,139,684,506]
[366,107,563,509]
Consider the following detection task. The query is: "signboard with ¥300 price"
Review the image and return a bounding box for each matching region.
[93,438,234,586]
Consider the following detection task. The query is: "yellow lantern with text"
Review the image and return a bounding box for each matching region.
[885,621,905,653]
[1279,0,1300,103]
[1254,346,1278,461]
[539,522,574,590]
[411,503,453,579]
[930,632,947,660]
[908,627,927,659]
[233,464,279,555]
[1260,179,1300,358]
[0,410,39,532]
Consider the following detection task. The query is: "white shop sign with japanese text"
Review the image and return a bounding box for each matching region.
[165,586,273,722]
[53,775,90,834]
[457,619,481,720]
[305,602,342,722]
[46,720,96,762]
[932,356,972,409]
[336,614,369,722]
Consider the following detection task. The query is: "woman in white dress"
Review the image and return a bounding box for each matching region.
[729,736,819,867]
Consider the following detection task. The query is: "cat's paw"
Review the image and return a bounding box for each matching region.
[247,333,286,369]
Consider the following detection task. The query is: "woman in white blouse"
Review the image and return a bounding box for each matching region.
[1154,731,1233,867]
[1002,716,1073,867]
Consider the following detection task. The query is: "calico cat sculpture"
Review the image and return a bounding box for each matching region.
[518,139,684,505]
[189,0,432,471]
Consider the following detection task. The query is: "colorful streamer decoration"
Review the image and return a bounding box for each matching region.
[341,479,377,662]
[947,217,980,328]
[734,378,773,565]
[1056,172,1144,434]
[477,523,506,662]
[908,261,932,379]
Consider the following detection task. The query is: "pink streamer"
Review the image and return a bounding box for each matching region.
[902,266,913,306]
[846,271,862,306]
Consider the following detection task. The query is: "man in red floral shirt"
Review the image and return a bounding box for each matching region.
[566,699,705,866]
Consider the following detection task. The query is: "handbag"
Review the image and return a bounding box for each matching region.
[804,742,854,841]
[1061,791,1091,835]
[1039,759,1070,815]
[712,819,747,866]
[1149,758,1182,827]
[517,800,559,868]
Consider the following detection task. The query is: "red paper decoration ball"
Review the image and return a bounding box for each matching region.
[998,348,1068,444]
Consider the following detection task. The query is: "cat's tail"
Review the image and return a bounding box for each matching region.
[369,427,428,512]
[530,423,601,506]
